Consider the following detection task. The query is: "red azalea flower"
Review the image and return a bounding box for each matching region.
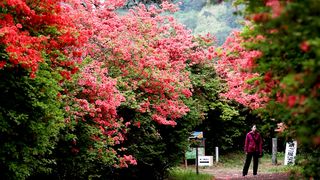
[287,95,297,107]
[300,41,310,52]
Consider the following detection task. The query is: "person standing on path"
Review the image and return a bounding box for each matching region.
[242,125,263,176]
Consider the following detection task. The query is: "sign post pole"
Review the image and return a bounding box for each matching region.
[272,138,277,165]
[196,146,199,175]
[215,147,219,163]
[188,131,203,175]
[184,155,187,169]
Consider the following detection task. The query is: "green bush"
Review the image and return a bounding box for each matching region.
[0,64,65,179]
[168,167,212,180]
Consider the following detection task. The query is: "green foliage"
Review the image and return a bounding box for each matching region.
[50,119,118,179]
[111,102,201,179]
[217,151,245,168]
[188,62,263,153]
[294,147,320,178]
[0,64,65,179]
[168,167,212,180]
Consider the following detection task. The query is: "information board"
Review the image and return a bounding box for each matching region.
[284,141,297,165]
[185,147,205,159]
[198,156,213,166]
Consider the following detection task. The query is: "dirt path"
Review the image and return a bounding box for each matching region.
[199,168,290,180]
[187,153,299,179]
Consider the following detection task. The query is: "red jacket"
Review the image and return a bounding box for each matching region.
[244,131,263,154]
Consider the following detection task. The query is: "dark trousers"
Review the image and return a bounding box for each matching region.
[242,152,259,176]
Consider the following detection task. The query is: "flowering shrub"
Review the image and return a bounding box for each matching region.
[0,0,83,78]
[65,1,210,127]
[215,31,268,109]
[0,0,84,178]
[0,0,215,178]
[229,0,320,178]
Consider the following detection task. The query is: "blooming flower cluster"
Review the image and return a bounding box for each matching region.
[215,31,268,109]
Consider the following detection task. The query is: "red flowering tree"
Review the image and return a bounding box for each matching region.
[0,0,83,78]
[0,0,87,179]
[0,0,136,178]
[1,0,213,178]
[64,0,210,126]
[215,31,269,109]
[221,0,320,177]
[48,1,212,178]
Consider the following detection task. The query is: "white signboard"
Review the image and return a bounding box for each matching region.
[284,141,297,165]
[198,156,213,166]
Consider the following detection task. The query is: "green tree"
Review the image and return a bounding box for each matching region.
[189,61,264,154]
[0,64,65,179]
